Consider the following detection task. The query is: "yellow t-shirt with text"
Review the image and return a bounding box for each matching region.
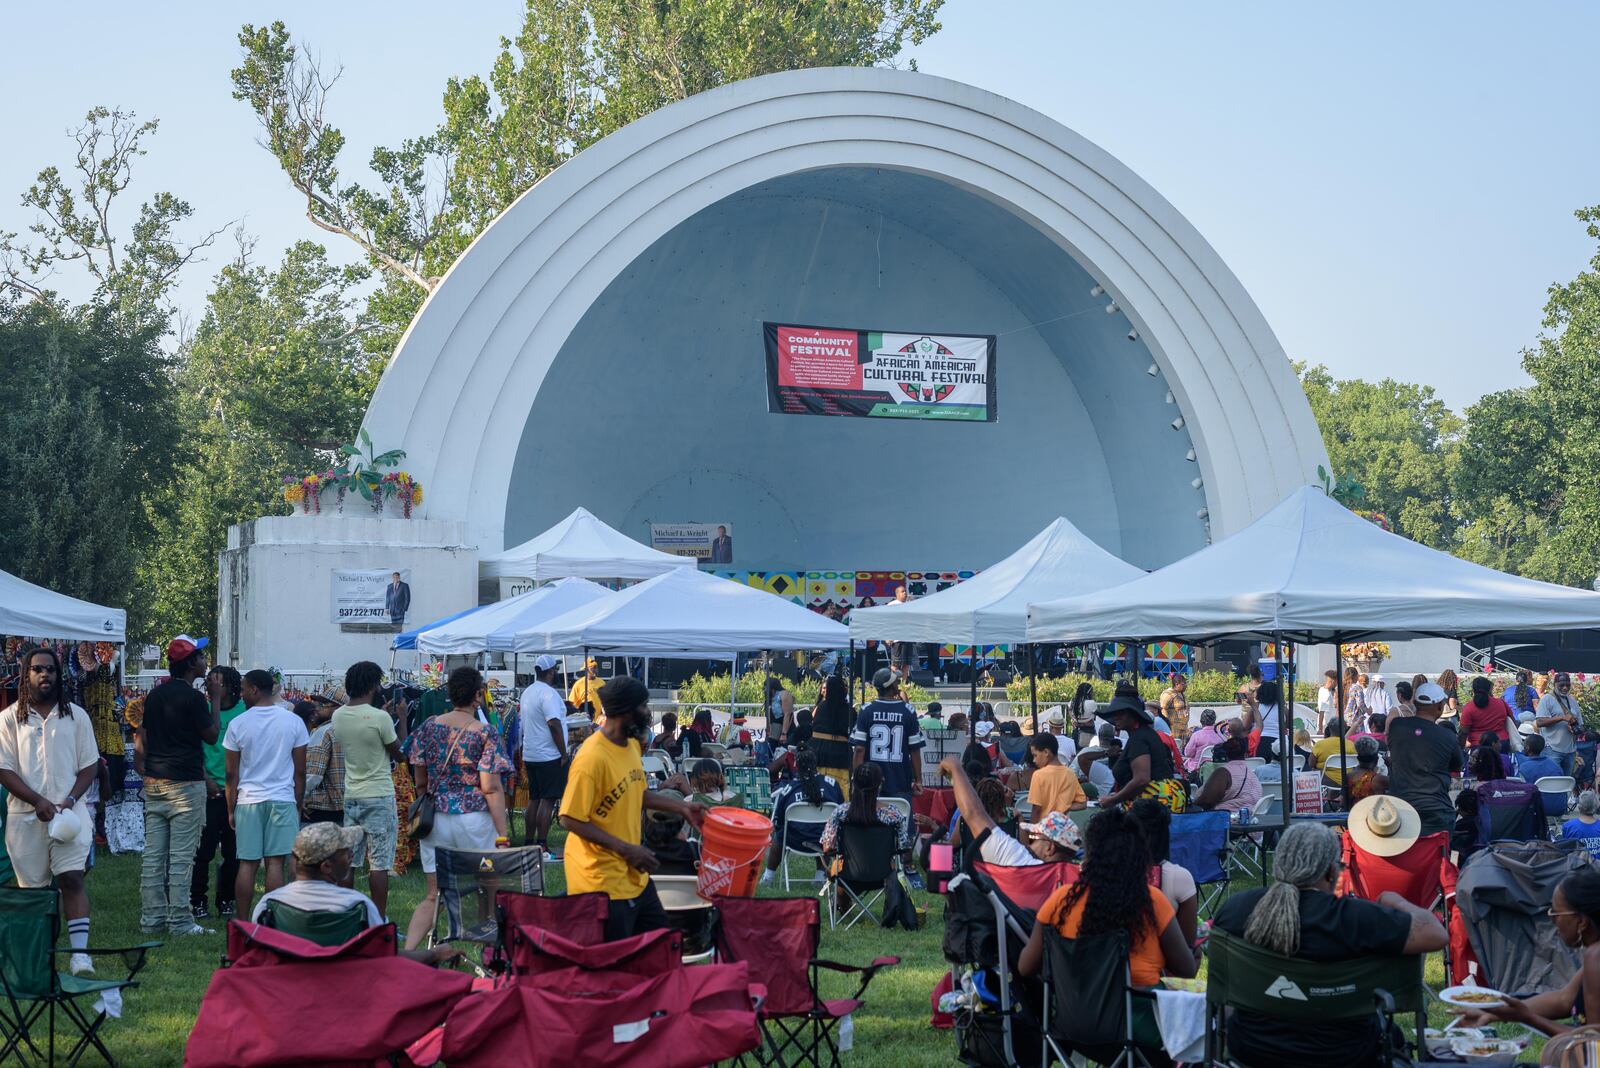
[560,732,647,900]
[569,677,605,721]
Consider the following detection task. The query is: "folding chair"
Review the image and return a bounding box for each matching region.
[1475,780,1550,845]
[504,924,683,989]
[652,876,715,962]
[0,886,157,1067]
[725,766,774,814]
[1535,775,1576,819]
[1169,810,1230,915]
[700,742,728,761]
[641,751,674,785]
[823,823,898,929]
[258,900,368,947]
[1204,928,1425,1067]
[722,747,752,766]
[1341,828,1453,983]
[880,796,913,827]
[712,895,898,1068]
[495,890,607,946]
[432,844,542,973]
[779,802,838,891]
[1039,928,1158,1068]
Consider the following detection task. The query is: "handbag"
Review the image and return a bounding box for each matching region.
[406,725,467,841]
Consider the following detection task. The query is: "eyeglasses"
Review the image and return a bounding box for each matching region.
[1548,907,1578,918]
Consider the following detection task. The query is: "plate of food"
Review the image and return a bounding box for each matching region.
[1448,1035,1522,1062]
[1440,985,1509,1010]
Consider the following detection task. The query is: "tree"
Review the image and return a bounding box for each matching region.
[139,239,382,640]
[0,107,226,325]
[1298,363,1462,548]
[0,298,175,622]
[232,1,944,353]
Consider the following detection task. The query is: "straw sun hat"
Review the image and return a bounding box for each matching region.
[1347,795,1422,857]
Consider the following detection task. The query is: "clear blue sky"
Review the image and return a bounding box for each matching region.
[4,1,1596,410]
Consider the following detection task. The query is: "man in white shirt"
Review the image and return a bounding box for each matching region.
[254,822,459,965]
[225,668,310,918]
[939,757,1079,866]
[519,655,569,862]
[0,648,101,975]
[1366,675,1394,721]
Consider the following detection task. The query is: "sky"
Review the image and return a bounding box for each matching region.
[2,1,1596,410]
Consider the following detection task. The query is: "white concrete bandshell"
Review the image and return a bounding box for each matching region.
[363,67,1328,554]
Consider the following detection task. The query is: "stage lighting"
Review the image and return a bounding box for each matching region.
[1197,507,1209,520]
[1146,363,1159,377]
[1090,285,1105,297]
[1105,302,1118,314]
[1185,448,1197,462]
[1127,329,1139,341]
[1165,391,1174,405]
[1171,416,1185,431]
[1192,476,1204,490]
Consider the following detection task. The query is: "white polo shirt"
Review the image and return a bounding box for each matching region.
[0,702,99,814]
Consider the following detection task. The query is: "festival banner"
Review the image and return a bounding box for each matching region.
[331,568,412,625]
[649,522,735,564]
[764,322,997,421]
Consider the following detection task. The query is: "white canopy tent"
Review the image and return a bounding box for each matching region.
[506,566,849,656]
[0,568,125,643]
[415,578,613,655]
[479,506,695,582]
[849,516,1143,645]
[1026,485,1600,812]
[1026,486,1600,644]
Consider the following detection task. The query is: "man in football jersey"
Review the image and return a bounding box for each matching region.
[850,668,925,801]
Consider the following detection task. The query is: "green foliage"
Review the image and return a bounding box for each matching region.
[234,2,944,346]
[0,299,176,634]
[673,670,935,708]
[138,241,381,641]
[1298,363,1461,548]
[1005,671,1316,709]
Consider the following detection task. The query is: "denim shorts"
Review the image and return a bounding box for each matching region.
[344,795,398,871]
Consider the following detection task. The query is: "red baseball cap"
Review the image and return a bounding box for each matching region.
[167,635,209,665]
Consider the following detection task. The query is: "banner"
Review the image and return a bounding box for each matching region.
[1293,771,1323,814]
[331,568,412,625]
[649,523,735,564]
[764,322,997,421]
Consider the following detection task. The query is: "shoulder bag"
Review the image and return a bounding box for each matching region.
[406,724,467,841]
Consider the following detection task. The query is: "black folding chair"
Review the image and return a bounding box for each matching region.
[432,845,542,974]
[822,823,898,929]
[1039,927,1159,1068]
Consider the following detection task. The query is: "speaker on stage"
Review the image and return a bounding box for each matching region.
[908,669,937,688]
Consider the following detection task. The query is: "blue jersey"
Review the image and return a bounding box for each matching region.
[849,700,927,798]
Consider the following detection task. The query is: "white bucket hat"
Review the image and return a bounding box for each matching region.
[1348,795,1422,857]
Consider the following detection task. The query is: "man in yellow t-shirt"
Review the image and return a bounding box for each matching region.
[1311,717,1352,784]
[560,677,704,939]
[1023,733,1087,820]
[568,658,606,721]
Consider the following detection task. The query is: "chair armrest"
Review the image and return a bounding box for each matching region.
[53,942,160,977]
[812,955,900,973]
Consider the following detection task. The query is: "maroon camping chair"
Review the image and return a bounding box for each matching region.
[490,890,608,971]
[712,894,899,1067]
[187,921,473,1068]
[1339,829,1457,981]
[440,961,765,1068]
[504,924,683,991]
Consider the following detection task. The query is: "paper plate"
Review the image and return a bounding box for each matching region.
[1439,985,1508,1009]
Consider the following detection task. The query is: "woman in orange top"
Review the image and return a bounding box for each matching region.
[1019,807,1196,1052]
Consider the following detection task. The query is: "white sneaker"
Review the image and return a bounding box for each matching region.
[69,952,94,976]
[759,870,774,887]
[170,922,213,937]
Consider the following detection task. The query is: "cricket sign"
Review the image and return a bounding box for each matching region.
[764,322,997,421]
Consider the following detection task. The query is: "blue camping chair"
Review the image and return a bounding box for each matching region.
[1169,811,1231,915]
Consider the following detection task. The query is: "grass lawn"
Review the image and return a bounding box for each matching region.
[55,828,1530,1066]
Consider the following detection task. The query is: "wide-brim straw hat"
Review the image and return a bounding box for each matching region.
[1347,794,1422,857]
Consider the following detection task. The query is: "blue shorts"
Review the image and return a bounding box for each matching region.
[344,795,398,871]
[235,801,298,860]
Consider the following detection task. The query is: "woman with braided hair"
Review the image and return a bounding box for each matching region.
[1213,821,1444,1066]
[1019,807,1195,1059]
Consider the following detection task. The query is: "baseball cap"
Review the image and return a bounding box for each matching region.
[1020,811,1082,854]
[974,720,994,739]
[872,667,901,691]
[998,720,1022,737]
[533,654,561,672]
[1414,682,1448,707]
[586,657,600,670]
[293,822,365,865]
[166,634,209,665]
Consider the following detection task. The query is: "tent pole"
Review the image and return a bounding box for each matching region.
[1029,643,1039,735]
[969,645,978,741]
[1275,633,1290,833]
[1488,632,1497,674]
[731,653,741,729]
[1336,638,1351,812]
[762,650,771,746]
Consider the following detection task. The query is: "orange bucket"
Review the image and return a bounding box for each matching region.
[697,806,773,900]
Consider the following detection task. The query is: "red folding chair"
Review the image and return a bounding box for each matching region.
[187,921,473,1068]
[712,895,899,1067]
[970,860,1078,912]
[495,890,608,945]
[504,924,683,990]
[1340,829,1457,979]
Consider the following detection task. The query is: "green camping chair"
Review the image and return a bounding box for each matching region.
[0,886,157,1066]
[1204,928,1426,1066]
[258,900,369,947]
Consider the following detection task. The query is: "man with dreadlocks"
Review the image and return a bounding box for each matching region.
[1213,821,1445,1066]
[0,647,102,975]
